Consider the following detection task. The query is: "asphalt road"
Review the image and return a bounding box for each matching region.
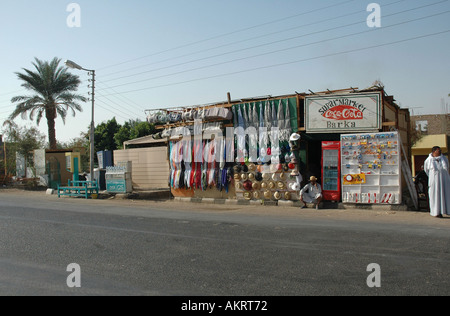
[0,189,449,296]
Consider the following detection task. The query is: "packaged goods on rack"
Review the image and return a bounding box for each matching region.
[341,132,401,205]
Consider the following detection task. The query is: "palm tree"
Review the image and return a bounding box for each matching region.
[10,57,87,149]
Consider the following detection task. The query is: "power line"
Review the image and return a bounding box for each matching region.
[96,0,357,71]
[96,92,143,119]
[100,29,450,97]
[97,8,450,93]
[96,81,145,114]
[100,0,409,80]
[95,100,134,122]
[0,88,27,98]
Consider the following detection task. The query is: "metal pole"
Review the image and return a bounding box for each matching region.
[90,70,95,180]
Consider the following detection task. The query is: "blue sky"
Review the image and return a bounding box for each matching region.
[0,0,449,142]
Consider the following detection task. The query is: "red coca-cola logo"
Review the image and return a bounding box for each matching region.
[322,105,363,121]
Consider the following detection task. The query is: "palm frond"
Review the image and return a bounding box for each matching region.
[11,57,87,149]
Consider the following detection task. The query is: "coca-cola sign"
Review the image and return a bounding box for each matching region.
[322,105,364,121]
[305,93,381,133]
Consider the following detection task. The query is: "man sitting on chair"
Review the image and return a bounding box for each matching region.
[300,176,323,210]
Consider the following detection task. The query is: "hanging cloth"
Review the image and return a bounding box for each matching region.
[201,140,207,191]
[169,141,174,188]
[283,99,292,155]
[259,102,268,163]
[242,103,249,130]
[225,130,235,164]
[253,102,259,130]
[270,101,280,164]
[277,100,286,142]
[265,101,272,131]
[236,105,246,163]
[175,141,183,189]
[183,139,191,189]
[247,103,254,129]
[271,100,277,129]
[285,99,292,134]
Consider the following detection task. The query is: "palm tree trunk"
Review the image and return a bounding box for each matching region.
[46,108,57,149]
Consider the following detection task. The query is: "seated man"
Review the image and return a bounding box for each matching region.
[300,176,323,210]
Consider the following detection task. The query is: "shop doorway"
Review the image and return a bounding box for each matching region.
[413,155,427,177]
[305,140,322,183]
[302,133,340,185]
[46,157,61,189]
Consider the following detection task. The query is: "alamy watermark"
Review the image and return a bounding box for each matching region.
[367,3,381,28]
[67,263,81,288]
[66,3,81,28]
[66,3,381,29]
[170,120,281,165]
[367,263,381,288]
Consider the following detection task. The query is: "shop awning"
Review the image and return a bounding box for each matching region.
[412,134,448,154]
[123,135,183,148]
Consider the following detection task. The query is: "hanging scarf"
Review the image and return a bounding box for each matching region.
[277,99,286,142]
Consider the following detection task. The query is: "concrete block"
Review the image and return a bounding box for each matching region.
[201,198,215,204]
[278,200,295,207]
[249,200,263,205]
[237,199,250,205]
[224,199,238,205]
[262,200,278,206]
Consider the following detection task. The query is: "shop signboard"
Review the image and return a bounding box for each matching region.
[305,93,382,133]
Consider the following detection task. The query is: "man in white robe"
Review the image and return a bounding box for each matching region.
[424,146,450,218]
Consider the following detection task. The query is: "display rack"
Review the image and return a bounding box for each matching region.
[341,132,401,205]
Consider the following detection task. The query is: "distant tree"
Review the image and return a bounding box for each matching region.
[9,57,86,149]
[93,117,121,153]
[2,120,46,178]
[114,119,155,149]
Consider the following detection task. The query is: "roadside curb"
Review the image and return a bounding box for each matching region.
[98,190,412,212]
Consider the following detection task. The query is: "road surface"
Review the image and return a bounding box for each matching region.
[0,189,449,296]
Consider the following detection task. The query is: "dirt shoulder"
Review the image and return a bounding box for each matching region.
[1,188,449,228]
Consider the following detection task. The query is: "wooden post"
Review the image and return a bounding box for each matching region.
[227,92,232,105]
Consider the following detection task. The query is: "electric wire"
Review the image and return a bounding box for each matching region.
[99,0,409,80]
[99,29,450,97]
[97,8,450,95]
[95,100,134,122]
[96,81,146,114]
[95,92,142,119]
[96,0,358,71]
[96,1,449,91]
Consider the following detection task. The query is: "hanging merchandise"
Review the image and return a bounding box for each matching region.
[183,139,192,189]
[169,142,174,188]
[277,100,286,141]
[269,101,281,165]
[283,99,293,157]
[247,104,259,163]
[289,133,301,152]
[247,103,255,129]
[204,107,232,121]
[236,105,246,163]
[229,97,299,202]
[259,102,269,164]
[232,106,238,128]
[252,102,259,130]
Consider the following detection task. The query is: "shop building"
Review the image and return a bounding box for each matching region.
[118,86,413,207]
